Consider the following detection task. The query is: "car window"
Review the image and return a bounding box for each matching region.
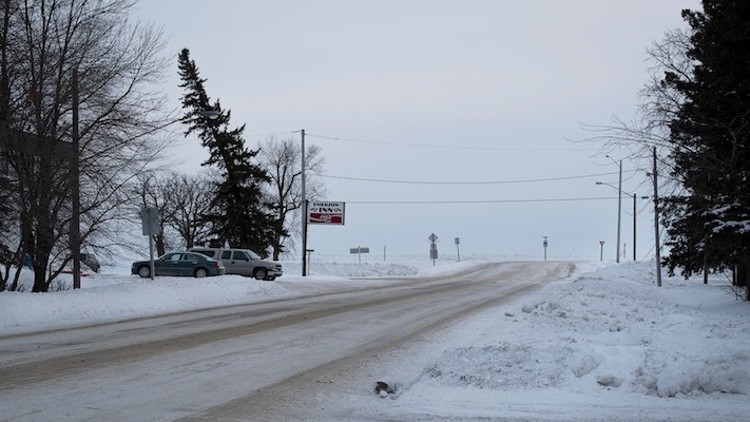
[221,250,232,260]
[164,253,180,262]
[232,251,248,261]
[181,254,198,263]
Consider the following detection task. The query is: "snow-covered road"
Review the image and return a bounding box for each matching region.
[0,261,572,421]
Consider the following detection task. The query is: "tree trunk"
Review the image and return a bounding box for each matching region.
[736,264,747,287]
[154,233,166,256]
[735,260,750,301]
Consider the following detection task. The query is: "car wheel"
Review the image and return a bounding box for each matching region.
[137,265,151,278]
[253,268,268,280]
[194,268,208,278]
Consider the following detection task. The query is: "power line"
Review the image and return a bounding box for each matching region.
[347,196,618,205]
[307,133,595,152]
[318,171,634,185]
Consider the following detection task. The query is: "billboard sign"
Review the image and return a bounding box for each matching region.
[308,201,345,225]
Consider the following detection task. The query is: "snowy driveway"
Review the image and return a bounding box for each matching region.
[0,261,572,421]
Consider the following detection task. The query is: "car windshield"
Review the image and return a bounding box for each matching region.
[247,250,261,260]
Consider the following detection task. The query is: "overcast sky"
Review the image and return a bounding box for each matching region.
[134,1,698,260]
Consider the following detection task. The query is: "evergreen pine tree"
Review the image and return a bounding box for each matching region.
[661,0,750,295]
[177,49,275,256]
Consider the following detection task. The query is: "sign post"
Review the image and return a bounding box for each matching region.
[306,200,345,277]
[349,246,370,264]
[599,241,605,262]
[428,233,439,266]
[140,207,159,280]
[455,237,461,262]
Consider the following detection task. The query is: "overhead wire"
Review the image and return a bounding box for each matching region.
[242,131,640,206]
[347,196,619,205]
[318,170,638,185]
[306,133,596,152]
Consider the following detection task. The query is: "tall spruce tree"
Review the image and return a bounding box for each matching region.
[661,0,750,297]
[177,48,275,256]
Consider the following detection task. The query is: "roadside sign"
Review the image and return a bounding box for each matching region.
[350,246,369,264]
[428,233,438,243]
[140,207,159,236]
[308,201,345,225]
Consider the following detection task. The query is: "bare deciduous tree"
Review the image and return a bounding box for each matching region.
[128,170,214,253]
[0,0,173,291]
[167,172,214,249]
[131,172,179,257]
[259,135,325,260]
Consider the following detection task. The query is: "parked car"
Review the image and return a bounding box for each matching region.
[131,252,225,278]
[188,247,283,280]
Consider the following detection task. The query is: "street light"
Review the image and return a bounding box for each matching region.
[596,181,648,261]
[604,156,622,263]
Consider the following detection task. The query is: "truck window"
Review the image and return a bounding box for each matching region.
[232,251,248,261]
[194,250,215,258]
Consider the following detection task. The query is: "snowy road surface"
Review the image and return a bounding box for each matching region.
[0,261,572,421]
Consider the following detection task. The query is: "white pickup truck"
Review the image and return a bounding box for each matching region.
[188,247,283,280]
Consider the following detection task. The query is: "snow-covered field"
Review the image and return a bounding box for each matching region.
[1,255,748,421]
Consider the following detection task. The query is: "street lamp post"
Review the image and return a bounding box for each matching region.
[651,147,662,287]
[632,193,636,261]
[609,157,622,263]
[630,193,650,261]
[601,157,622,262]
[596,181,648,262]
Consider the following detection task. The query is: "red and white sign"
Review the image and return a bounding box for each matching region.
[308,201,345,225]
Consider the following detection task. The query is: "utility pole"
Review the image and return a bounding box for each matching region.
[633,192,637,261]
[616,159,622,263]
[300,129,308,277]
[652,147,662,287]
[71,69,81,289]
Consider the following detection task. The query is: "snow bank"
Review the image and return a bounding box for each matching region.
[423,261,750,401]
